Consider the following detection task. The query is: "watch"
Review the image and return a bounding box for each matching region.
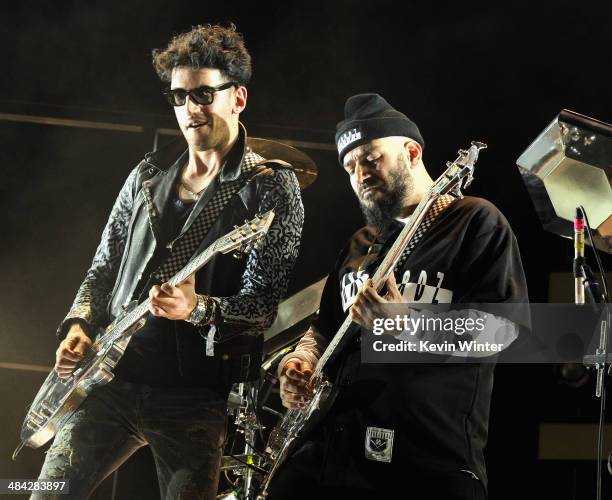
[186,294,208,325]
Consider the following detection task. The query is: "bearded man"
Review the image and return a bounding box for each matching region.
[272,93,527,499]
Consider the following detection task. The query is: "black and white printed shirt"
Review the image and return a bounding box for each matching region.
[284,196,528,492]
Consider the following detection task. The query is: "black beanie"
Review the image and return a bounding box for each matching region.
[335,93,424,164]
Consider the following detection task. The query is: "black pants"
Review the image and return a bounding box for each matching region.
[267,441,487,500]
[33,379,227,500]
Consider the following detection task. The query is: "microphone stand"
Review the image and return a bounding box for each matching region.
[582,274,610,500]
[581,265,611,397]
[576,206,610,500]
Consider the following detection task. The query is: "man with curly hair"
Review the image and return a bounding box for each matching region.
[34,24,304,499]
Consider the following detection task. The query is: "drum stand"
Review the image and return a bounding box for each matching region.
[218,382,267,500]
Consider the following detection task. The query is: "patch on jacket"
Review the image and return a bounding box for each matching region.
[365,426,394,463]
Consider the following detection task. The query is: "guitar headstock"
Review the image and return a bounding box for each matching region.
[433,141,487,198]
[215,210,275,257]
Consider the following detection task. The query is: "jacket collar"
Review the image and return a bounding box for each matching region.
[143,122,248,183]
[220,123,248,182]
[140,123,249,240]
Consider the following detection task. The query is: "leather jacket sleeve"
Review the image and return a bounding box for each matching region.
[216,168,304,337]
[56,166,140,338]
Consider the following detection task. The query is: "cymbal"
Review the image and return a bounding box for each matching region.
[247,137,318,190]
[263,276,327,354]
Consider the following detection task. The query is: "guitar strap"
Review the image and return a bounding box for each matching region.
[154,151,288,283]
[395,193,456,270]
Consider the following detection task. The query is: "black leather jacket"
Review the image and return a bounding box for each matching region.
[59,125,304,385]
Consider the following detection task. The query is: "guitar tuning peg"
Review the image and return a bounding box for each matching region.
[458,149,468,156]
[446,161,454,168]
[451,185,465,199]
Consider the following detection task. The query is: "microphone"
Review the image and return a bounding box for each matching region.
[574,207,585,305]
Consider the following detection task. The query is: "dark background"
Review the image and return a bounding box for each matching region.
[1,1,611,499]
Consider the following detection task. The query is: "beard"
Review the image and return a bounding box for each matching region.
[358,153,414,229]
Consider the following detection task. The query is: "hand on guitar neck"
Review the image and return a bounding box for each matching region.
[148,273,198,321]
[349,273,403,330]
[54,323,92,379]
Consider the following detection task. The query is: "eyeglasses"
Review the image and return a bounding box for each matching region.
[163,81,237,107]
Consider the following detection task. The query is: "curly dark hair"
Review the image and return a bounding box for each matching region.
[152,24,252,85]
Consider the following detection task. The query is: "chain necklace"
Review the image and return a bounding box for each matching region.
[179,161,208,201]
[180,181,206,201]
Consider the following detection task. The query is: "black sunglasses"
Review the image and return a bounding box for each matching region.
[163,81,237,107]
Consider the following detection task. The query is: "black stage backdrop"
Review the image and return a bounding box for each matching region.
[1,2,611,499]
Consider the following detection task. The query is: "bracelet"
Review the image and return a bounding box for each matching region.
[186,294,218,325]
